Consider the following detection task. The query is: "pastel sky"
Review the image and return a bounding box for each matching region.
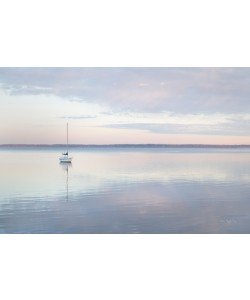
[0,67,250,144]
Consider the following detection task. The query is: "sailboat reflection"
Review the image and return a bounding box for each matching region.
[60,162,72,201]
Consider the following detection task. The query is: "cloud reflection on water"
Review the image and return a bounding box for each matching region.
[0,148,250,233]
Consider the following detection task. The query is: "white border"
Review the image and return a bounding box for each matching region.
[0,235,250,300]
[0,0,250,67]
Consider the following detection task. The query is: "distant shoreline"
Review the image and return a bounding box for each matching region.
[1,144,250,148]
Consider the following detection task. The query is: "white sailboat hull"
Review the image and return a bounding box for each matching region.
[59,156,72,163]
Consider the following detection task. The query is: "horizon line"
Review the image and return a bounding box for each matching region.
[1,143,250,147]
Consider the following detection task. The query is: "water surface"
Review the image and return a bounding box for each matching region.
[1,146,250,233]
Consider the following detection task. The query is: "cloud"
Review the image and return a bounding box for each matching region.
[60,115,97,119]
[1,68,250,114]
[104,122,250,136]
[62,110,250,136]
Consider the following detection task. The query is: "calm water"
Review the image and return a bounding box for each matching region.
[1,146,250,233]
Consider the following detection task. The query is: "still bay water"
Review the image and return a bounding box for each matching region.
[1,146,250,233]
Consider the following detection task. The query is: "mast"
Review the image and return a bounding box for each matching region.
[67,122,69,155]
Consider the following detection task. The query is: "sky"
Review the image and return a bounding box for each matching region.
[0,67,250,145]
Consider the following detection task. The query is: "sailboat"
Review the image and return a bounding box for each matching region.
[59,123,72,163]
